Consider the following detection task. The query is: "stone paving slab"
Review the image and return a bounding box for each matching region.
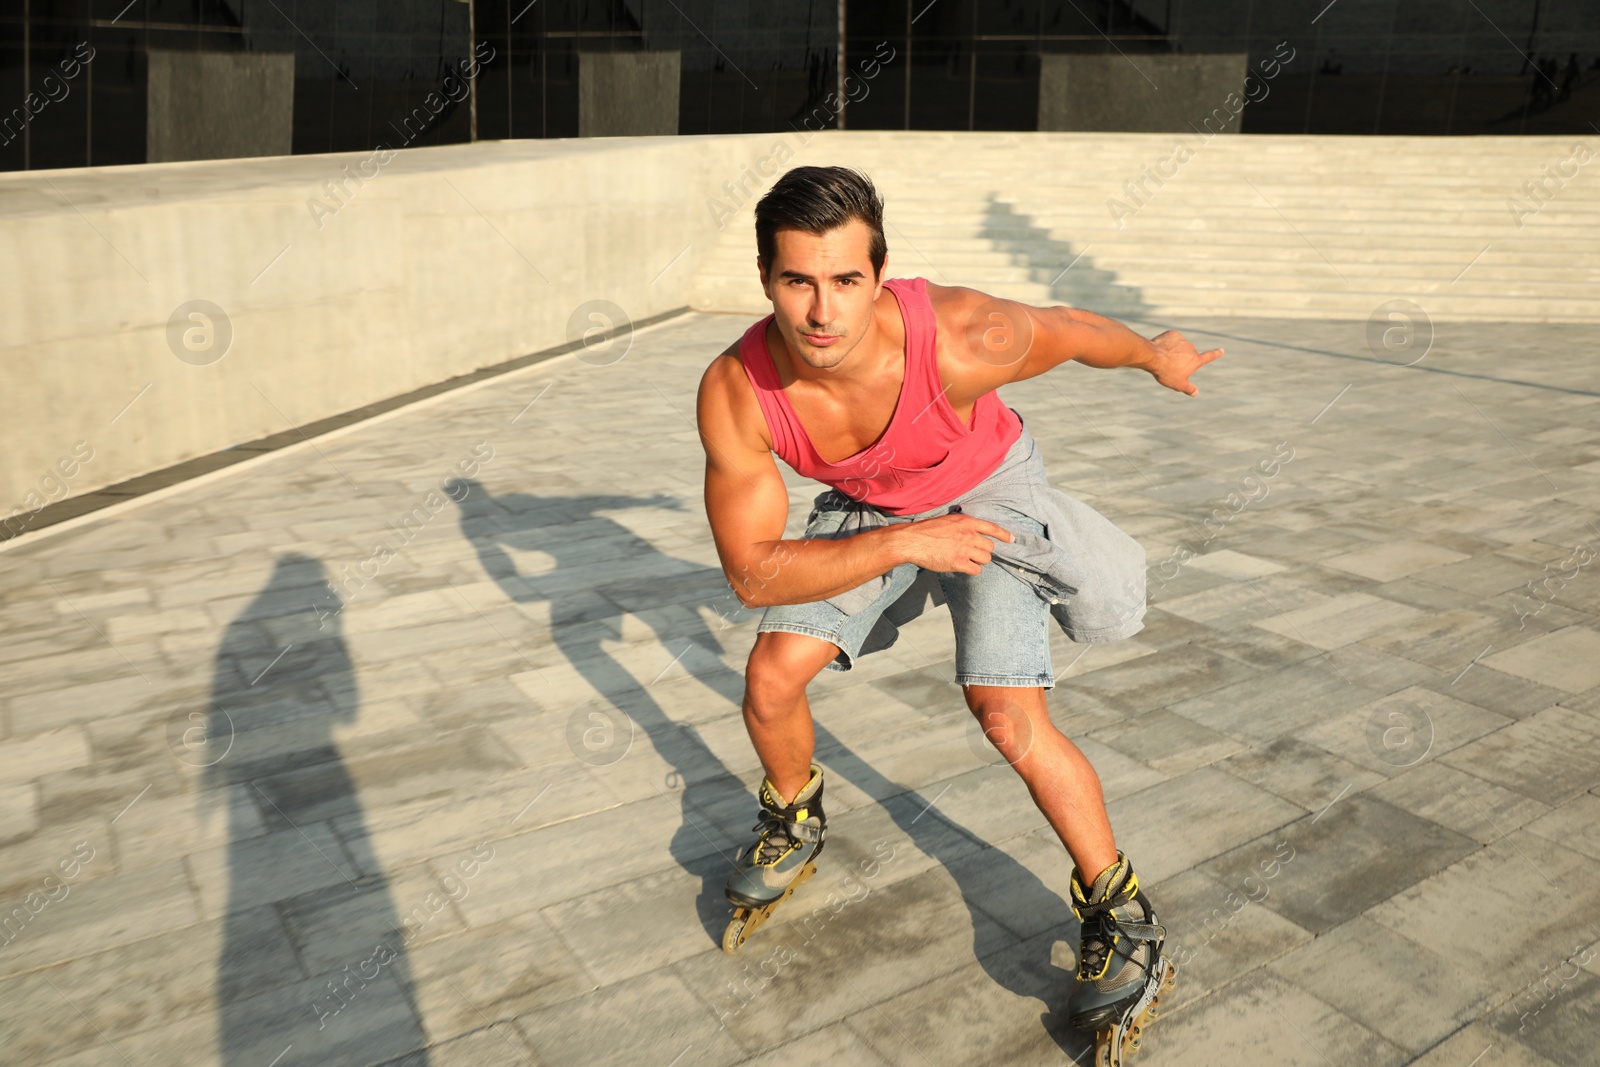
[1269,914,1499,1056]
[1367,830,1600,979]
[1150,866,1315,1019]
[0,310,1598,1066]
[1135,969,1410,1067]
[1438,706,1600,806]
[1202,793,1478,935]
[1369,761,1553,846]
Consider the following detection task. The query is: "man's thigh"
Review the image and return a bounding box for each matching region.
[756,560,923,673]
[937,524,1055,690]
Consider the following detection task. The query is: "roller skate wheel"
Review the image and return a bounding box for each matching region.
[1095,1029,1122,1067]
[722,912,751,954]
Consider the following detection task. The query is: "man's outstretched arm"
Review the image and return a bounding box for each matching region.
[935,284,1225,396]
[695,354,1014,608]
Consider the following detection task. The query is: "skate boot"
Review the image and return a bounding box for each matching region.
[1067,851,1177,1065]
[722,764,827,954]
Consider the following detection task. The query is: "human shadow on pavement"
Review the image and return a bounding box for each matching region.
[807,665,1091,1058]
[199,554,430,1065]
[454,484,1090,1057]
[454,482,756,941]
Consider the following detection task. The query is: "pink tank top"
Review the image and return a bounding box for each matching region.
[737,276,1023,516]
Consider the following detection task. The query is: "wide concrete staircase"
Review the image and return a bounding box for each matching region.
[687,131,1600,323]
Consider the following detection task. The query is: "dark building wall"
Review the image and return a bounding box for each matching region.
[1,0,1596,172]
[842,0,1599,135]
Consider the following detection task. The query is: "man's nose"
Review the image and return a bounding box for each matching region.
[809,291,833,326]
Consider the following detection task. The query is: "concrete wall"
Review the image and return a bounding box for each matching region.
[148,51,297,163]
[1039,54,1251,133]
[0,133,803,513]
[579,52,682,137]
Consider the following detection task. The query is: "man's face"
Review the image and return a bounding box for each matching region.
[759,219,885,371]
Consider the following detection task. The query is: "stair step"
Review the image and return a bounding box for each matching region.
[689,132,1600,323]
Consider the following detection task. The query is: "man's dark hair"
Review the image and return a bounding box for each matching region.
[755,166,887,279]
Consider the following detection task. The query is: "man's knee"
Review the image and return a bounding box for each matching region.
[744,632,835,716]
[962,687,1046,751]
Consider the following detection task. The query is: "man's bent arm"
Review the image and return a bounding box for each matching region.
[697,354,911,609]
[727,528,909,609]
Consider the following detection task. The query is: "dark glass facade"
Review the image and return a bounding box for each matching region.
[845,0,1600,136]
[2,0,1596,171]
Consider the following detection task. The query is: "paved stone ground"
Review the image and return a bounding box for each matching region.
[2,306,1599,1067]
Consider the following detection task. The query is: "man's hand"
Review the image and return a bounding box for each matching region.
[889,514,1016,575]
[1142,330,1224,396]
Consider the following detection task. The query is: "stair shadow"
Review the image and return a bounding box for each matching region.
[981,194,1155,318]
[454,484,1093,1058]
[201,553,430,1065]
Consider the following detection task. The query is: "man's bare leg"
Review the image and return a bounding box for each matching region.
[740,630,839,802]
[720,630,841,947]
[742,633,1119,879]
[964,684,1118,881]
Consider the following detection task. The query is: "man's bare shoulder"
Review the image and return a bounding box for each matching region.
[924,282,1007,353]
[925,280,997,323]
[697,334,772,454]
[924,281,1010,379]
[925,281,1044,384]
[697,336,752,410]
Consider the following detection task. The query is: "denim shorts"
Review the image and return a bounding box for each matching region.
[757,507,1056,689]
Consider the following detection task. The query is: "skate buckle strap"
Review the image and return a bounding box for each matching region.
[1117,922,1166,941]
[786,809,823,843]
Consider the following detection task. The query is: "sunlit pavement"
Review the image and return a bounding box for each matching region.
[3,307,1599,1066]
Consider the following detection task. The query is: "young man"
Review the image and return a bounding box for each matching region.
[694,166,1221,1055]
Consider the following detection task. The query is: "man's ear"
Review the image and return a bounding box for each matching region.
[757,256,770,297]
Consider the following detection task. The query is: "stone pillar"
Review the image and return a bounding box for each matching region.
[1039,54,1250,133]
[578,51,682,137]
[147,51,296,163]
